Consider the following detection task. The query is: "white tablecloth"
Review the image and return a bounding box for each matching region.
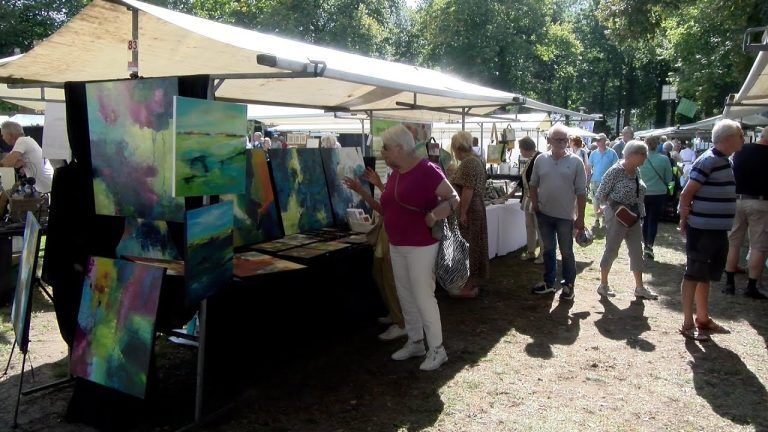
[485,200,527,259]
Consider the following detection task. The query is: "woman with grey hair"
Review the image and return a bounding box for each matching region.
[344,124,459,371]
[320,132,341,148]
[594,140,658,300]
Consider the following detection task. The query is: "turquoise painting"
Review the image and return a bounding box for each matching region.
[269,148,334,235]
[86,78,185,221]
[320,148,371,226]
[11,212,40,354]
[173,97,247,197]
[116,218,182,261]
[185,202,233,304]
[71,257,164,399]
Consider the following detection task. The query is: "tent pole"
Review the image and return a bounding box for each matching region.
[130,8,139,78]
[461,108,466,131]
[359,118,365,154]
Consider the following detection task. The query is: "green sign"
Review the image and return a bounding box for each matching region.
[676,98,698,118]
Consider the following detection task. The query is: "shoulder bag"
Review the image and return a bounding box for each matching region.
[613,175,640,227]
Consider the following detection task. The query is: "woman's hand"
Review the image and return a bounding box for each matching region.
[343,176,363,194]
[363,167,383,189]
[425,211,437,228]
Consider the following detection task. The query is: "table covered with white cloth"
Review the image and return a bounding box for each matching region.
[485,200,527,259]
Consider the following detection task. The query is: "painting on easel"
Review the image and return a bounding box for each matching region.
[11,212,41,354]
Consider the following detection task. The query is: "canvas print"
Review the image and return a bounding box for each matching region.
[173,97,247,197]
[269,148,334,235]
[122,256,185,276]
[233,251,305,277]
[280,234,322,246]
[70,257,164,399]
[185,202,234,304]
[11,212,40,353]
[220,149,282,246]
[251,240,297,252]
[277,247,329,259]
[87,78,185,221]
[116,218,181,261]
[304,241,350,252]
[321,148,371,225]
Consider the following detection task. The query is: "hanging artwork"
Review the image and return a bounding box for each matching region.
[185,201,233,304]
[87,78,185,221]
[71,257,164,399]
[269,148,334,235]
[220,149,281,246]
[115,218,182,260]
[172,97,247,197]
[11,212,40,354]
[321,148,371,225]
[233,251,305,277]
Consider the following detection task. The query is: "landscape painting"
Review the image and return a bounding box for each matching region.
[269,148,334,235]
[320,148,371,226]
[173,97,247,197]
[87,78,185,221]
[185,202,233,304]
[233,251,305,277]
[277,247,328,259]
[116,218,182,260]
[11,212,40,353]
[220,149,282,246]
[70,257,164,399]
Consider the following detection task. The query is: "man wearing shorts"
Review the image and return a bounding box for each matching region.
[724,129,768,299]
[677,119,743,341]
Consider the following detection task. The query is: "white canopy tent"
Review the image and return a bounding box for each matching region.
[723,31,768,119]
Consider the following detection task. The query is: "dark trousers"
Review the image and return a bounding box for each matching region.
[642,194,667,247]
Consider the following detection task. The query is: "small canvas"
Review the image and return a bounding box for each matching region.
[251,240,298,252]
[122,256,185,276]
[233,251,305,277]
[278,247,329,259]
[173,97,247,197]
[71,257,165,399]
[321,148,371,225]
[304,241,350,252]
[269,148,334,235]
[11,212,40,353]
[185,202,234,304]
[220,149,282,246]
[116,218,182,260]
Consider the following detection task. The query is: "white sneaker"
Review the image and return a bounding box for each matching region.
[391,340,426,361]
[378,324,407,341]
[419,346,448,371]
[635,286,659,300]
[377,315,393,325]
[534,254,544,264]
[597,283,616,297]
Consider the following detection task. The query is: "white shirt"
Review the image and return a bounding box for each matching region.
[680,148,696,164]
[12,136,54,193]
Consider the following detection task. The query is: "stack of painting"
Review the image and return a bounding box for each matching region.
[185,202,234,305]
[320,148,371,226]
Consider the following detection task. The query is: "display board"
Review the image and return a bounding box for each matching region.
[185,201,234,304]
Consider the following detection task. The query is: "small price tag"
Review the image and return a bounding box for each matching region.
[127,40,138,51]
[127,61,138,73]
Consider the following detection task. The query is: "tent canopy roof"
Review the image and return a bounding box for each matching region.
[724,31,768,119]
[0,0,599,123]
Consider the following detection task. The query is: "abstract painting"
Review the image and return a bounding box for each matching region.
[321,148,371,226]
[280,234,322,246]
[173,97,247,197]
[233,251,305,277]
[220,149,282,246]
[304,241,350,252]
[71,257,164,399]
[269,148,334,235]
[87,78,185,221]
[11,212,40,353]
[116,218,182,261]
[251,240,298,253]
[122,256,185,276]
[277,247,329,259]
[185,202,233,304]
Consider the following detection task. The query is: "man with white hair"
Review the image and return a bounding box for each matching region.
[723,128,768,299]
[1,120,54,193]
[678,119,743,341]
[529,123,587,301]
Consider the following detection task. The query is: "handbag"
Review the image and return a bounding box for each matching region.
[435,215,470,295]
[365,213,384,246]
[614,205,639,227]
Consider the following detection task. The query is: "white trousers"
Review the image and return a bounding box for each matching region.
[389,243,442,349]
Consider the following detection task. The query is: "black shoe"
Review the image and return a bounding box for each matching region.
[722,283,735,295]
[745,287,768,299]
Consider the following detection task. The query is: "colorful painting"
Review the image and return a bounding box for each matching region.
[87,78,185,221]
[321,148,371,225]
[122,256,185,276]
[185,202,233,304]
[304,241,350,252]
[11,212,40,353]
[173,97,247,197]
[220,149,282,246]
[70,257,164,399]
[233,251,305,277]
[251,240,298,252]
[278,247,329,259]
[116,218,181,260]
[269,148,334,235]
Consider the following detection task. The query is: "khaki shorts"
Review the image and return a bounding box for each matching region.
[728,199,768,252]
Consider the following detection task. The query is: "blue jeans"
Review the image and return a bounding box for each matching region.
[642,194,667,247]
[536,212,576,287]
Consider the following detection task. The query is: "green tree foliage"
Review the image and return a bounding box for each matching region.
[0,0,89,58]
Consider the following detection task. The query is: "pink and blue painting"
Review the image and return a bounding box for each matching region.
[11,212,40,353]
[320,148,371,225]
[115,218,182,261]
[172,97,247,197]
[70,257,165,399]
[220,149,282,246]
[185,201,233,304]
[269,148,334,235]
[86,78,185,221]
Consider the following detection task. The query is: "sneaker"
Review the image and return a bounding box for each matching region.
[532,282,556,295]
[596,283,616,297]
[521,251,535,261]
[534,254,544,264]
[643,245,655,261]
[378,324,407,341]
[391,339,426,361]
[377,315,393,325]
[419,346,448,371]
[634,286,659,300]
[559,284,575,301]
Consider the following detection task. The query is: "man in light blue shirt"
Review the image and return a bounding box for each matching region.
[587,133,618,227]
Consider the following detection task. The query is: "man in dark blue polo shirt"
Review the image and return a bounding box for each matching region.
[677,119,743,341]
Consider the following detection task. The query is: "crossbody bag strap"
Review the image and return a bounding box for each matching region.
[648,157,666,186]
[394,173,426,213]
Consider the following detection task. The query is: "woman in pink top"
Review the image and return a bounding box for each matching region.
[344,125,459,371]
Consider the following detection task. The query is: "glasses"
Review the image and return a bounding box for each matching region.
[550,137,568,143]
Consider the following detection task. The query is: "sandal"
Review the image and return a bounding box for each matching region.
[679,324,696,340]
[696,318,731,335]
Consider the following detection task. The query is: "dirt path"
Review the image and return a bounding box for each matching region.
[1,218,767,431]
